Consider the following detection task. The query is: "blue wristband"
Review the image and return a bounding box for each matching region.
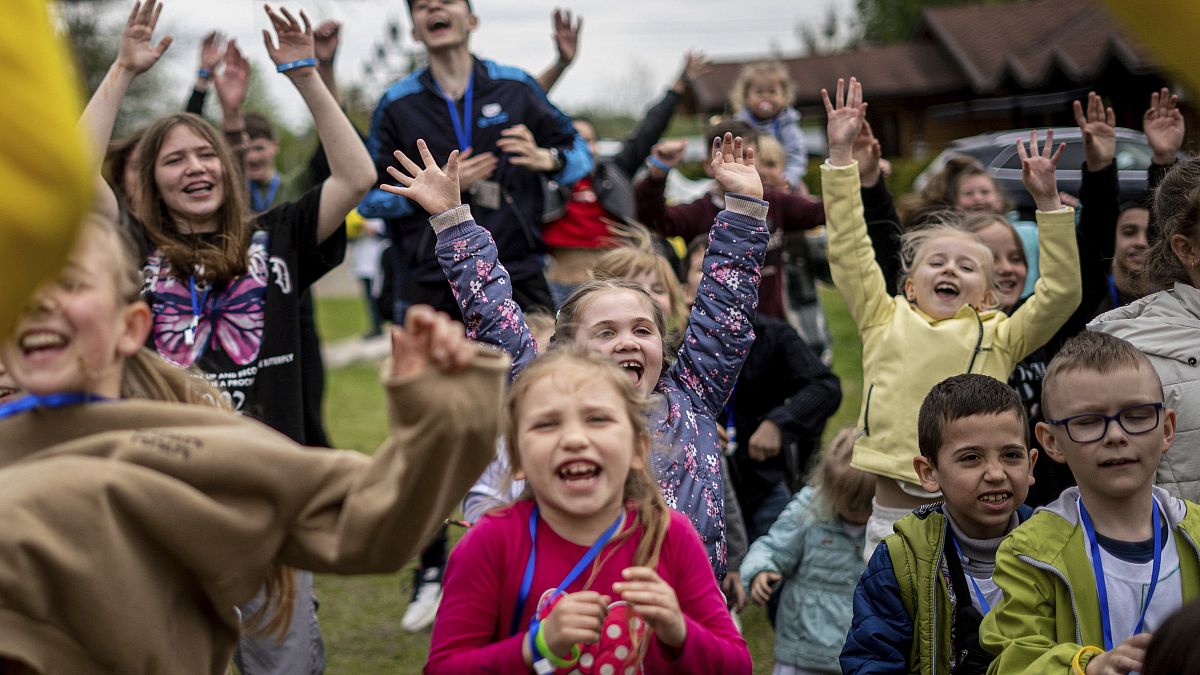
[197,68,212,79]
[647,155,672,174]
[276,58,318,74]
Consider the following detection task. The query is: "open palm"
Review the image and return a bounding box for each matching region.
[117,1,172,75]
[711,133,762,199]
[383,139,462,216]
[262,4,315,67]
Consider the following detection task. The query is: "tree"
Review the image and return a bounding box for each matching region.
[855,0,1021,45]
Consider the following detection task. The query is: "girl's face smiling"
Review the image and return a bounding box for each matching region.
[955,174,1004,214]
[974,221,1028,311]
[0,228,149,399]
[573,289,664,397]
[154,123,225,232]
[905,235,994,320]
[514,366,646,542]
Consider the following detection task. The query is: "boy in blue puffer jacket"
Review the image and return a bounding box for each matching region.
[841,374,1037,675]
[741,428,875,673]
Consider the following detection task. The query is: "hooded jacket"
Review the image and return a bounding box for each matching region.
[823,162,1081,484]
[0,350,507,675]
[1089,282,1200,500]
[980,486,1200,675]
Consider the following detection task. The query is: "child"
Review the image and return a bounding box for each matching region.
[1142,599,1200,675]
[380,133,769,579]
[426,347,751,673]
[821,77,1080,557]
[731,61,808,193]
[0,214,506,674]
[841,374,1037,675]
[741,428,874,674]
[981,331,1196,675]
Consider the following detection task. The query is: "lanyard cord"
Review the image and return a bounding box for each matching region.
[249,174,281,214]
[949,535,993,615]
[509,504,625,637]
[1079,497,1163,650]
[435,73,474,152]
[0,392,109,421]
[186,275,212,346]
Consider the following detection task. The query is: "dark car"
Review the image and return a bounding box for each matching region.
[914,127,1158,215]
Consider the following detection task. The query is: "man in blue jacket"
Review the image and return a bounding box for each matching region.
[360,0,591,316]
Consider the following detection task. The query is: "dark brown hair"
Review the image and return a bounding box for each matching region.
[135,113,251,285]
[918,373,1028,465]
[899,155,1010,228]
[1143,599,1200,675]
[551,278,676,372]
[1144,157,1200,291]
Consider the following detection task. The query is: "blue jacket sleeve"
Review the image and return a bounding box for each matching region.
[359,95,416,219]
[669,194,770,417]
[433,207,538,381]
[840,542,913,675]
[489,62,593,187]
[739,487,816,589]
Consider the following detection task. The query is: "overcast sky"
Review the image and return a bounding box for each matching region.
[74,0,854,129]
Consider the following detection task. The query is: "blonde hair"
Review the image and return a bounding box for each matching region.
[812,428,874,520]
[755,135,786,167]
[504,346,670,663]
[729,61,794,113]
[898,222,998,309]
[591,223,688,340]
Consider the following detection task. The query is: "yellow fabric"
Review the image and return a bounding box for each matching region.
[1105,1,1200,98]
[823,162,1081,484]
[0,0,91,339]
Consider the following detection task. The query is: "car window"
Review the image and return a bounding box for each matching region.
[1115,141,1152,171]
[1001,140,1086,170]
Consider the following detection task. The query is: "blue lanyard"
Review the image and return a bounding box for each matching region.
[509,503,624,637]
[1107,274,1120,308]
[0,392,109,421]
[434,73,474,152]
[949,535,993,615]
[1079,497,1163,650]
[249,174,281,214]
[186,275,211,346]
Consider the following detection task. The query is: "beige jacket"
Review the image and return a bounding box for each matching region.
[0,350,508,674]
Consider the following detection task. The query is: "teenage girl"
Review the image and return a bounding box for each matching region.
[0,214,506,674]
[380,134,769,578]
[821,78,1081,558]
[426,347,751,673]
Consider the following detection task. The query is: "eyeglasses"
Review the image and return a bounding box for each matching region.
[1046,402,1164,443]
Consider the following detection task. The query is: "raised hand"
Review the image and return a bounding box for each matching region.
[1073,91,1116,171]
[262,4,315,72]
[613,566,687,648]
[711,133,763,199]
[213,40,249,114]
[852,119,883,186]
[1017,129,1066,212]
[389,305,476,379]
[455,147,498,191]
[647,139,686,178]
[552,9,581,66]
[822,77,867,166]
[497,124,557,172]
[116,1,173,76]
[1144,87,1185,165]
[382,139,462,216]
[538,591,609,658]
[198,30,226,71]
[313,20,341,63]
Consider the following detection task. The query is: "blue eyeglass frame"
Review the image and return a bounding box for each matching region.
[1046,402,1164,443]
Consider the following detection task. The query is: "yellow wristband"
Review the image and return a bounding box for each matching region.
[1071,645,1104,675]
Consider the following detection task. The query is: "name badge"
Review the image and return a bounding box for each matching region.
[472,179,502,211]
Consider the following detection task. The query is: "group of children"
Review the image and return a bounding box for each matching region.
[4,1,1200,674]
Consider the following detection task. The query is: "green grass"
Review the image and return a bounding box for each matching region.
[312,287,864,674]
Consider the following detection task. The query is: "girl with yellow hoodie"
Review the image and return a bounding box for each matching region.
[821,77,1081,560]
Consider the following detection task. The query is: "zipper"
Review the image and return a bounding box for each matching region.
[931,528,945,675]
[965,308,984,374]
[863,384,875,436]
[1017,555,1082,644]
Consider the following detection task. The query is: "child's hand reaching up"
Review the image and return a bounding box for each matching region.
[537,591,611,660]
[613,566,687,648]
[822,77,867,167]
[1084,633,1151,675]
[710,133,762,200]
[116,1,173,76]
[382,139,462,216]
[389,305,476,379]
[1017,130,1066,212]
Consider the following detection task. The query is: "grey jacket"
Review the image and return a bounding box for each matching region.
[1089,282,1200,500]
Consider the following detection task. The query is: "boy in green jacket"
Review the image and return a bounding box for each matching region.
[841,373,1036,674]
[982,331,1198,674]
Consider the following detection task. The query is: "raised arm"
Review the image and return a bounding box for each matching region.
[535,8,580,94]
[381,140,538,379]
[856,120,904,295]
[999,130,1081,359]
[611,51,710,178]
[313,20,342,103]
[79,0,172,225]
[822,77,895,332]
[672,134,769,416]
[1144,87,1185,239]
[633,139,714,240]
[261,5,374,244]
[185,30,225,115]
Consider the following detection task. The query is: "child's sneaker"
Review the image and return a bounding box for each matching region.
[401,567,443,632]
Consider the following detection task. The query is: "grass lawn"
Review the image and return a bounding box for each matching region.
[312,287,864,674]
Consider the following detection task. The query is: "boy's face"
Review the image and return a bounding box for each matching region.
[1037,365,1175,504]
[914,411,1036,540]
[410,0,477,51]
